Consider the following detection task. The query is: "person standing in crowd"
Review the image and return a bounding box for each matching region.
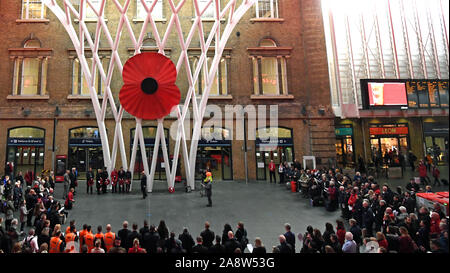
[111,168,118,194]
[276,235,293,254]
[118,221,131,250]
[118,167,126,193]
[224,231,241,253]
[141,171,147,199]
[235,222,248,252]
[96,169,103,195]
[205,173,212,207]
[342,232,357,253]
[103,224,115,252]
[200,221,215,250]
[69,168,78,195]
[408,151,417,172]
[418,160,431,186]
[283,223,296,253]
[278,162,285,185]
[268,160,276,184]
[64,188,75,210]
[128,238,146,253]
[63,170,70,199]
[192,237,208,253]
[86,167,94,194]
[125,169,132,193]
[179,227,195,253]
[432,164,441,186]
[101,167,109,194]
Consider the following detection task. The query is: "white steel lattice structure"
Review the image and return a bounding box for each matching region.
[322,0,449,118]
[42,0,257,192]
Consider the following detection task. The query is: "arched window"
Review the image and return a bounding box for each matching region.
[21,0,46,20]
[11,37,50,97]
[249,38,290,96]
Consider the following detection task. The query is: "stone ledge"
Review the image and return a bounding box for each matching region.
[15,19,50,24]
[7,95,50,100]
[250,94,294,100]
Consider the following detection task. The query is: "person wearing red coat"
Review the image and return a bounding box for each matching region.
[418,160,431,186]
[429,212,441,236]
[336,220,346,246]
[111,169,118,193]
[347,188,358,217]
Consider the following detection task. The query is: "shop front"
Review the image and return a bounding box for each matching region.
[335,126,355,168]
[68,127,104,179]
[423,121,449,165]
[6,127,45,178]
[195,127,233,181]
[130,126,169,180]
[369,124,409,166]
[255,127,294,181]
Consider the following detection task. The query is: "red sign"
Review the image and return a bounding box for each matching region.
[369,127,409,135]
[368,82,408,106]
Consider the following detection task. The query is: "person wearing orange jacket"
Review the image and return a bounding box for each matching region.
[104,224,116,252]
[79,224,88,252]
[49,231,65,253]
[84,225,95,253]
[65,220,76,235]
[111,169,118,193]
[64,225,79,252]
[95,225,105,250]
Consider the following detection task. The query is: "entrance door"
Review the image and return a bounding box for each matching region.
[68,147,103,179]
[222,147,233,180]
[9,146,44,178]
[256,147,293,181]
[134,146,168,180]
[425,136,448,165]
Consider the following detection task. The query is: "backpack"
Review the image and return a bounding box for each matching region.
[22,236,35,252]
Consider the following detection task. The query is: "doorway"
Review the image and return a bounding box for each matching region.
[256,146,293,181]
[196,146,233,180]
[68,146,103,179]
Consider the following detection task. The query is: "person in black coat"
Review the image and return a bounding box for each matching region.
[276,235,293,254]
[221,224,233,246]
[179,228,195,253]
[127,223,142,249]
[349,219,362,246]
[235,222,248,251]
[118,221,131,250]
[224,231,241,253]
[200,221,215,249]
[139,220,150,237]
[192,237,208,253]
[140,171,147,199]
[95,169,103,195]
[283,223,296,253]
[405,178,420,193]
[361,200,375,237]
[86,168,94,194]
[374,200,387,232]
[322,222,335,247]
[101,168,108,194]
[209,235,225,253]
[143,225,160,253]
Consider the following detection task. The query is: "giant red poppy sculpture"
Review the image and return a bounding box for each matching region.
[119,52,180,120]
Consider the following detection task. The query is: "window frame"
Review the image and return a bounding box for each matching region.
[135,0,165,21]
[21,0,46,20]
[255,0,279,19]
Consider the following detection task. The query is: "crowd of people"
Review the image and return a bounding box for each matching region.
[1,157,448,254]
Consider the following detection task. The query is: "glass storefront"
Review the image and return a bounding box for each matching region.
[6,127,45,178]
[335,126,355,168]
[68,127,103,179]
[369,124,409,166]
[195,127,233,180]
[423,122,449,165]
[255,127,294,181]
[131,127,170,180]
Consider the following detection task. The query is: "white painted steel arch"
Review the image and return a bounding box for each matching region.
[43,0,257,192]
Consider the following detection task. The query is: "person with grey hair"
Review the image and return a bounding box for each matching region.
[276,235,293,253]
[396,206,409,224]
[342,232,357,253]
[375,199,388,232]
[22,228,39,253]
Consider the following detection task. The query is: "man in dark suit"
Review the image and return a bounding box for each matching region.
[209,235,225,253]
[224,231,242,253]
[142,225,160,253]
[283,223,296,253]
[277,235,293,254]
[192,237,208,253]
[200,221,215,249]
[127,223,141,249]
[141,171,147,199]
[118,221,131,250]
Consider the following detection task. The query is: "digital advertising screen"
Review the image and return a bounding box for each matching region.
[367,82,408,106]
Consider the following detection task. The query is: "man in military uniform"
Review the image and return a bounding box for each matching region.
[86,167,94,194]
